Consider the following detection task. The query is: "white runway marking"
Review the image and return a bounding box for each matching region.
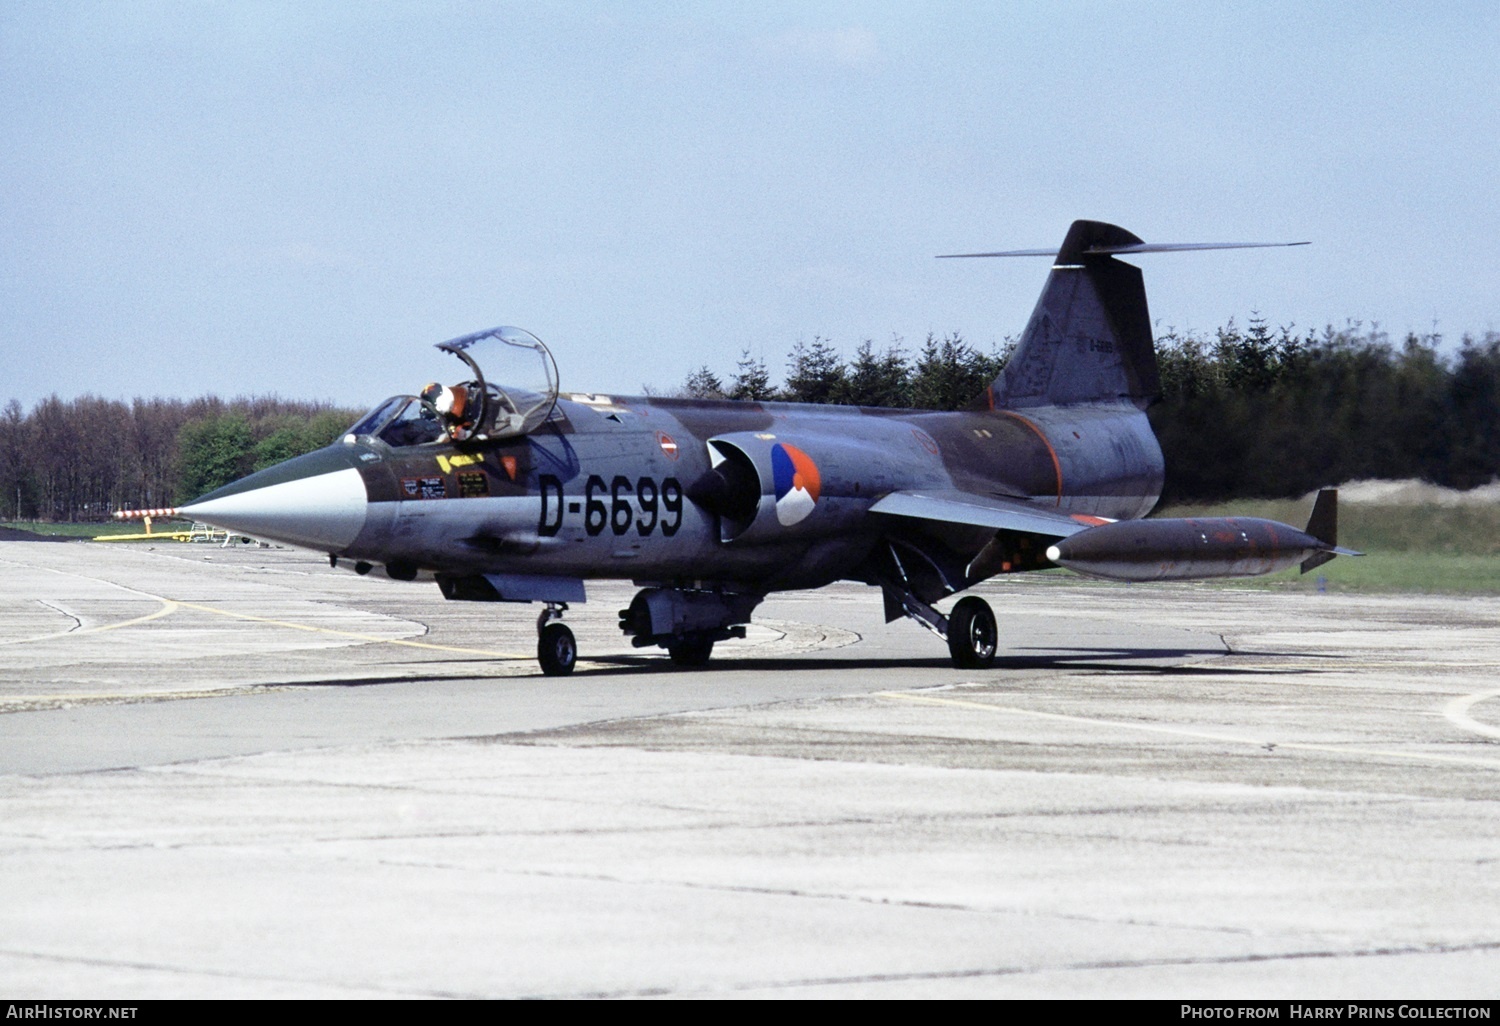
[880,689,1500,771]
[1443,688,1500,741]
[0,557,179,644]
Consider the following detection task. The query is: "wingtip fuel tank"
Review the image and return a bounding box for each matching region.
[1044,489,1360,582]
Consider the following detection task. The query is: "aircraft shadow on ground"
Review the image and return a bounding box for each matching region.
[275,644,1336,686]
[574,645,1324,677]
[267,672,522,688]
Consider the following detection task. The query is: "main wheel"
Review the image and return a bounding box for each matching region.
[947,596,997,669]
[538,622,577,677]
[667,634,715,667]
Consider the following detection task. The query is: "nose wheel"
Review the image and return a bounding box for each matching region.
[537,604,576,677]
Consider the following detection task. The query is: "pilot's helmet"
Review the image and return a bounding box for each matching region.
[420,382,444,406]
[446,384,468,417]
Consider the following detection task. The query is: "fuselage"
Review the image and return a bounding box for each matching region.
[182,391,1165,596]
[166,222,1323,676]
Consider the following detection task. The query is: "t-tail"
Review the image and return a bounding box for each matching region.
[942,219,1308,411]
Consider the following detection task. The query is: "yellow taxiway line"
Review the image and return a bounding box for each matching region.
[0,557,527,659]
[169,600,530,660]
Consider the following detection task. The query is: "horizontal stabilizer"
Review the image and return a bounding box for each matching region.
[947,220,1308,411]
[938,241,1309,260]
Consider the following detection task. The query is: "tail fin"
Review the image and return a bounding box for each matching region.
[941,219,1309,411]
[980,220,1160,409]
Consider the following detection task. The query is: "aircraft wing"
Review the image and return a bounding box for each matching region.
[868,489,1096,538]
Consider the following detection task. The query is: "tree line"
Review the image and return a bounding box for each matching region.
[1151,320,1500,502]
[3,320,1498,521]
[675,332,1006,412]
[0,396,359,521]
[676,322,1500,503]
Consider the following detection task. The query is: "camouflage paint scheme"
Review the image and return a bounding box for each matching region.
[181,221,1345,673]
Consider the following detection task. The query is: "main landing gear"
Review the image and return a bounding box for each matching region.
[531,586,996,675]
[946,595,998,669]
[883,585,998,670]
[536,603,576,677]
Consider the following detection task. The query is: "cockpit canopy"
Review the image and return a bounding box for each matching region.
[436,326,560,439]
[345,326,561,448]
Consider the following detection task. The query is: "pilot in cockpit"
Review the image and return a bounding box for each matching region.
[421,381,475,441]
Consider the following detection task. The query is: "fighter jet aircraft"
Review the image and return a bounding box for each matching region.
[173,219,1353,675]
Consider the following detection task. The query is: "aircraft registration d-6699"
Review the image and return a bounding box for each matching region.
[172,220,1355,675]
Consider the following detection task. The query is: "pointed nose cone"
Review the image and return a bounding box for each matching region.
[180,447,368,552]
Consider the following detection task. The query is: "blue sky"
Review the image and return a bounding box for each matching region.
[3,1,1497,409]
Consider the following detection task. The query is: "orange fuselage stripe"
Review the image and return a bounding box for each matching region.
[998,411,1064,506]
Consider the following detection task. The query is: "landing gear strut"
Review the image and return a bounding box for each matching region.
[536,603,576,677]
[882,584,998,670]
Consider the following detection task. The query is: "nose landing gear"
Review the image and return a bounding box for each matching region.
[537,603,576,676]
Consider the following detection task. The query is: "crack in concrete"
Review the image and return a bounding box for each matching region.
[541,938,1500,999]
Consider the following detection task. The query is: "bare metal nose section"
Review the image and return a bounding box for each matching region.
[180,465,368,552]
